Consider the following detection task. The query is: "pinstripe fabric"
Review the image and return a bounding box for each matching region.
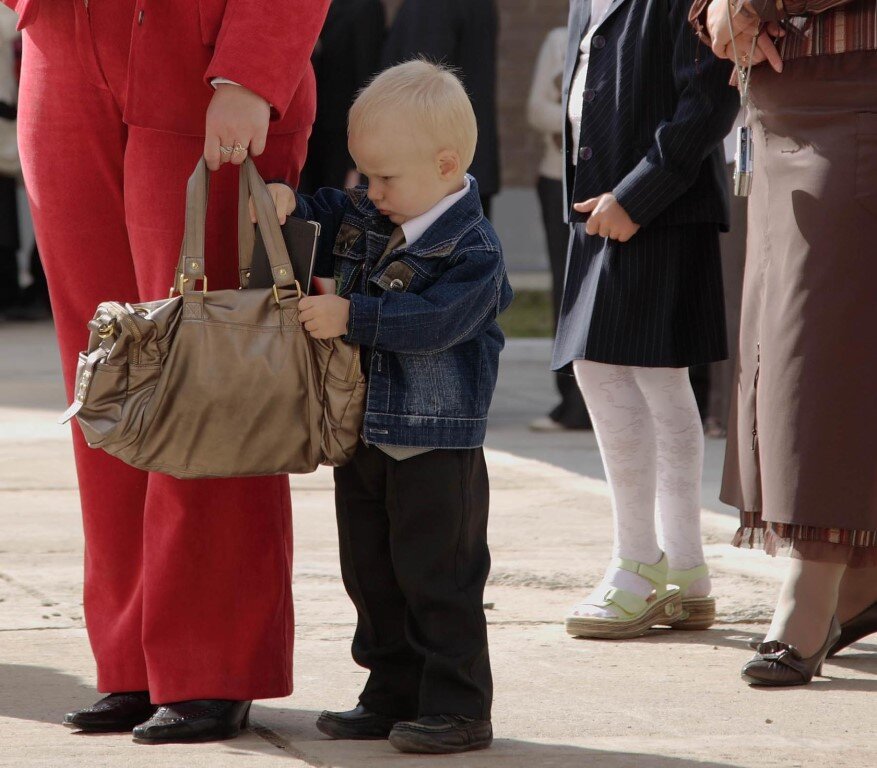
[553,223,727,369]
[552,0,737,371]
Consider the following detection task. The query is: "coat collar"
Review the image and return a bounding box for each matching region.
[345,176,484,260]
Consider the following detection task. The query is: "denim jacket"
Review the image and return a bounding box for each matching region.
[294,176,513,449]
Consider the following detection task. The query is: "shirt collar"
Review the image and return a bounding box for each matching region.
[400,175,472,247]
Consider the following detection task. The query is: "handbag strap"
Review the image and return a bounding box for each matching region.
[173,157,298,295]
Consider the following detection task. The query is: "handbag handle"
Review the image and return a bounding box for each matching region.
[173,157,298,296]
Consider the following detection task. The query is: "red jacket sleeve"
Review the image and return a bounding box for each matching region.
[205,0,330,120]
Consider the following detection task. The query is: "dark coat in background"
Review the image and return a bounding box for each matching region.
[551,0,739,371]
[382,0,500,200]
[301,0,385,193]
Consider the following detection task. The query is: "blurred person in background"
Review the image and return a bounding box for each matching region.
[526,26,590,433]
[0,4,19,318]
[382,0,499,217]
[300,0,385,193]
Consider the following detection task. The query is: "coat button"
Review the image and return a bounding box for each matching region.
[584,89,596,103]
[579,146,593,161]
[137,9,144,24]
[389,278,404,291]
[592,35,605,49]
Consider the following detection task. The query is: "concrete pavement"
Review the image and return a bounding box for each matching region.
[1,321,875,768]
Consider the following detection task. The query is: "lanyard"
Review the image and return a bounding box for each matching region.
[726,0,759,196]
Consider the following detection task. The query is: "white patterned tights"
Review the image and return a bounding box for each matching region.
[572,360,710,617]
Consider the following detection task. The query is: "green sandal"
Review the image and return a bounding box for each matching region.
[667,563,715,631]
[565,554,684,640]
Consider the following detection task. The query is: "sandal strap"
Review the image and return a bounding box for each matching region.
[612,555,668,589]
[600,587,649,617]
[667,562,709,592]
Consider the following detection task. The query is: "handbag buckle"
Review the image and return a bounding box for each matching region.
[272,280,302,305]
[170,273,208,297]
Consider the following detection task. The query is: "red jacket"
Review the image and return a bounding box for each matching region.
[6,0,329,136]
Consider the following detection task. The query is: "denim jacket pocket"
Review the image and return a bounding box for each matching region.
[373,261,416,293]
[333,222,366,296]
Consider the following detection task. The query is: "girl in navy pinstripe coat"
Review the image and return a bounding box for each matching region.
[555,0,739,640]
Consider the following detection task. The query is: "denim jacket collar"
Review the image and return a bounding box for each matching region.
[346,175,484,260]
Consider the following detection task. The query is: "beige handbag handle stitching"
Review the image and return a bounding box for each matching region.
[173,158,298,295]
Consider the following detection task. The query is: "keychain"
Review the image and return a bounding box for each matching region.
[727,0,758,197]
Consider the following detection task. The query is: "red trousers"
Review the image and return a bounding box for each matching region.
[18,1,308,702]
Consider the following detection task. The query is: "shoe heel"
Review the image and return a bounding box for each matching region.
[670,597,716,631]
[242,702,252,730]
[816,662,824,677]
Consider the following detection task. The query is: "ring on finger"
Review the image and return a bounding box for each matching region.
[232,142,247,154]
[219,145,234,156]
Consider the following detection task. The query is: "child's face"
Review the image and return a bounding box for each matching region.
[349,119,463,226]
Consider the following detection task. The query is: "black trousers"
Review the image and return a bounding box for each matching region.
[333,443,493,721]
[537,176,589,428]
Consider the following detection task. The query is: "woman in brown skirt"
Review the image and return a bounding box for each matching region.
[691,0,877,685]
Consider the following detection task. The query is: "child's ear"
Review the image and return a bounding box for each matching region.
[437,150,461,180]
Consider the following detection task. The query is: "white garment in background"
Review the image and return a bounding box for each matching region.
[527,27,568,181]
[567,0,613,163]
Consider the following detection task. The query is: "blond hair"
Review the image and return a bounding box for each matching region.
[349,59,478,171]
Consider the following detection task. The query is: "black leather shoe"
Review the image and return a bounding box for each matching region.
[748,600,877,657]
[316,704,401,740]
[132,699,251,743]
[827,600,877,657]
[63,691,156,732]
[389,715,493,754]
[742,616,841,687]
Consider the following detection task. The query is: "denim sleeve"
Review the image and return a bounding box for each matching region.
[345,247,512,355]
[293,187,350,278]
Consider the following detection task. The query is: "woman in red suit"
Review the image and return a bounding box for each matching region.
[5,0,328,743]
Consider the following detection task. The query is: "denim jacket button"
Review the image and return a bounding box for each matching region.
[389,278,404,291]
[592,35,606,49]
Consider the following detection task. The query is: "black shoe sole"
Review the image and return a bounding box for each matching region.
[389,731,493,754]
[63,718,153,733]
[315,717,394,740]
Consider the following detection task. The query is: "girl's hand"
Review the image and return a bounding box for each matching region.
[250,183,297,224]
[574,193,640,242]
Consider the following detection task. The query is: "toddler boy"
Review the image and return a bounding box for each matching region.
[267,60,512,754]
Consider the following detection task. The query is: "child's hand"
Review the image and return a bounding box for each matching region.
[298,295,351,339]
[574,193,640,242]
[250,183,297,224]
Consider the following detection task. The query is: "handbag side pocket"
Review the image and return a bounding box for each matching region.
[311,338,366,466]
[68,353,129,447]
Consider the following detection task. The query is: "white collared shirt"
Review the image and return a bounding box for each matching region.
[400,174,472,247]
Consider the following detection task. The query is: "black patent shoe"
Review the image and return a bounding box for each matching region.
[316,704,402,740]
[132,699,251,743]
[741,616,842,687]
[389,715,493,754]
[63,691,156,732]
[827,600,877,657]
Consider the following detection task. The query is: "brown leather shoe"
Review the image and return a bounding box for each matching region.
[741,617,841,687]
[63,691,156,732]
[389,715,493,754]
[316,705,402,740]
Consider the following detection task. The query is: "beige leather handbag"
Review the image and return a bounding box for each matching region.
[60,158,365,479]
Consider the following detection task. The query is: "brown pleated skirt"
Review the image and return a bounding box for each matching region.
[722,50,877,567]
